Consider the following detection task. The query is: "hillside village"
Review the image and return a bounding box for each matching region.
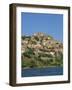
[21,32,63,68]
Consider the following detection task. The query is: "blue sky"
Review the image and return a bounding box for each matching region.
[21,12,63,42]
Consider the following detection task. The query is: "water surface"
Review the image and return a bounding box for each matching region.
[22,67,63,77]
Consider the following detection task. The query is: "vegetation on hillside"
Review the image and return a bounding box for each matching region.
[21,32,63,68]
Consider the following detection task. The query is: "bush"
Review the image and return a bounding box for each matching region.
[34,36,39,41]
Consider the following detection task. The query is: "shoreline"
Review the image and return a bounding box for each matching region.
[22,66,63,70]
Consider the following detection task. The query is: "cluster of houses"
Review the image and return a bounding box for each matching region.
[21,32,63,58]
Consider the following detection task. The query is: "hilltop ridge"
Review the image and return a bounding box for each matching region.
[21,32,63,68]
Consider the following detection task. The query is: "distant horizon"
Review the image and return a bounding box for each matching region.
[21,12,63,42]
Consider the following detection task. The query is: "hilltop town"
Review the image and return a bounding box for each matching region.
[21,32,63,68]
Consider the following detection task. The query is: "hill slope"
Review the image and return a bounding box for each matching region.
[21,32,63,68]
